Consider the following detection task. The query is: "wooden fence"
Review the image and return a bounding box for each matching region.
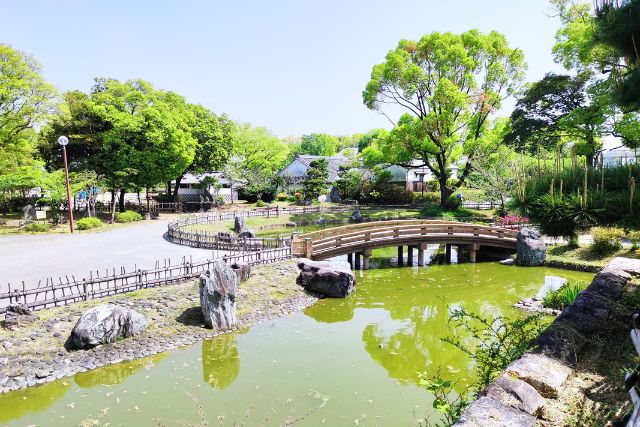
[0,247,292,315]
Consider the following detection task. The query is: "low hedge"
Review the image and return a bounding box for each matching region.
[76,217,103,230]
[24,222,50,232]
[115,210,143,223]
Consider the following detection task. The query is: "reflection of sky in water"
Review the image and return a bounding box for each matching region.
[535,276,569,299]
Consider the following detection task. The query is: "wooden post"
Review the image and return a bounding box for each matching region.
[470,243,479,263]
[363,249,372,270]
[347,253,353,268]
[445,244,452,264]
[407,246,414,266]
[397,246,404,266]
[418,243,427,266]
[355,252,361,270]
[304,238,313,258]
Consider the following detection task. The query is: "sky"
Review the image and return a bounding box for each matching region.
[1,0,567,138]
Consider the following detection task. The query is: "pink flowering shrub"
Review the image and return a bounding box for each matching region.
[498,215,529,226]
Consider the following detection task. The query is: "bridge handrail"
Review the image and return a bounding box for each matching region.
[291,220,518,257]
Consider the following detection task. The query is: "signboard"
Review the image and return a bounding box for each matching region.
[35,211,46,220]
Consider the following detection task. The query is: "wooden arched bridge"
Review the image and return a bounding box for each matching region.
[291,220,518,270]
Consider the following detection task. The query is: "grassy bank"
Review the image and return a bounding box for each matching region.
[546,244,640,271]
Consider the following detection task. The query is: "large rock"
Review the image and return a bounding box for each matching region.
[238,230,256,239]
[515,227,546,267]
[329,187,341,203]
[504,353,571,398]
[351,208,362,222]
[455,397,536,427]
[3,304,39,331]
[199,261,238,330]
[70,304,148,349]
[230,262,251,282]
[296,259,355,298]
[484,374,546,417]
[233,216,245,233]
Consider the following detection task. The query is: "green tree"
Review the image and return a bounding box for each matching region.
[171,104,235,201]
[41,78,197,212]
[506,72,610,165]
[299,133,338,156]
[234,123,289,175]
[355,129,387,152]
[362,30,526,207]
[0,44,58,194]
[302,158,329,201]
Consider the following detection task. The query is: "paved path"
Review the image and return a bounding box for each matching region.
[0,221,217,291]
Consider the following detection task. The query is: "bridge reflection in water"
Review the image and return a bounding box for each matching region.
[292,220,518,269]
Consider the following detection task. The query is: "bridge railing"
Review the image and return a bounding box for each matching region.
[291,220,518,257]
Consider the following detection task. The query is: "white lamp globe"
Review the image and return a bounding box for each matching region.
[57,135,69,146]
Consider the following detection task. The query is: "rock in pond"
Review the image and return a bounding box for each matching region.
[296,258,355,298]
[230,262,251,283]
[515,227,546,267]
[3,304,39,330]
[329,187,341,203]
[70,304,148,349]
[200,261,238,330]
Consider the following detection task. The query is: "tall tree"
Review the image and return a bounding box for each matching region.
[171,104,235,201]
[0,44,58,191]
[299,133,338,156]
[362,30,526,206]
[505,72,610,164]
[302,158,329,201]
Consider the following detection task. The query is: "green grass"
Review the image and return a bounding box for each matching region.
[547,244,640,269]
[542,282,586,309]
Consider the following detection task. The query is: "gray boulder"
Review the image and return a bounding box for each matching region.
[4,304,39,331]
[504,353,571,398]
[238,230,256,238]
[200,261,238,330]
[329,187,341,203]
[455,397,536,427]
[484,374,546,417]
[351,208,362,222]
[70,304,148,349]
[515,227,546,267]
[233,216,245,233]
[296,259,355,298]
[230,262,251,282]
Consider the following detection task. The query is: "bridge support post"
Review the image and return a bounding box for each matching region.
[470,243,479,263]
[355,252,361,270]
[363,249,372,270]
[304,238,313,258]
[397,246,404,266]
[418,243,427,266]
[347,253,353,268]
[445,244,452,264]
[407,246,414,266]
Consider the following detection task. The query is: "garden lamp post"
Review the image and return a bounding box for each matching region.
[58,135,74,233]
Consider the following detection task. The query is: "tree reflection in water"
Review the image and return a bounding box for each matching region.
[202,333,240,390]
[0,379,71,424]
[75,352,168,388]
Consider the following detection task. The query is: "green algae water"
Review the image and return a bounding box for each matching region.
[0,253,593,426]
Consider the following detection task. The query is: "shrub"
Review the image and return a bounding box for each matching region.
[591,226,625,254]
[543,282,585,310]
[412,192,440,205]
[497,215,529,226]
[24,222,50,232]
[276,193,288,201]
[76,217,103,230]
[444,194,462,210]
[255,200,266,207]
[294,192,303,202]
[528,194,579,239]
[115,210,143,223]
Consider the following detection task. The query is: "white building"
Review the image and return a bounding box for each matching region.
[278,154,351,191]
[172,172,238,203]
[603,147,638,166]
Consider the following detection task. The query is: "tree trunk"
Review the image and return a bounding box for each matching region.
[118,189,125,212]
[173,174,184,203]
[166,181,172,197]
[110,190,117,224]
[439,177,451,208]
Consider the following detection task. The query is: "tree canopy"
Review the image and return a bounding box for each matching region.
[299,133,338,156]
[362,30,526,206]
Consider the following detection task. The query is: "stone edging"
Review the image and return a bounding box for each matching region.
[455,257,640,426]
[0,294,317,394]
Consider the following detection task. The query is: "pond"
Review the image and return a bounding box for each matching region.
[0,250,593,426]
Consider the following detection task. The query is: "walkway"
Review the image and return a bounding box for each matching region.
[0,220,216,292]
